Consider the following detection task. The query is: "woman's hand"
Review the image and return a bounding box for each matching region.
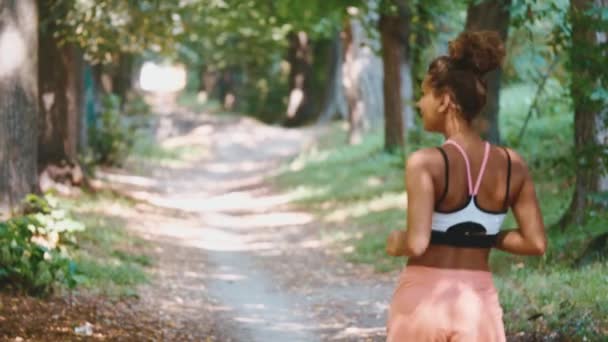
[386,230,407,256]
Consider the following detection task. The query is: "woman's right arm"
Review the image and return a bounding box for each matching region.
[495,151,547,255]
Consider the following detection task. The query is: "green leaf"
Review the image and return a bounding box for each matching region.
[590,87,608,104]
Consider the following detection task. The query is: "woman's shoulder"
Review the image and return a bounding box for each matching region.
[493,145,530,176]
[406,147,445,171]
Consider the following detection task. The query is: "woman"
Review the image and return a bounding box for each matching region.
[385,31,547,341]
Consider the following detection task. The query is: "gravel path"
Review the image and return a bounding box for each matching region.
[100,109,397,341]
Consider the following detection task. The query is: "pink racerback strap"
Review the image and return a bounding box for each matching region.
[473,142,491,195]
[444,140,490,196]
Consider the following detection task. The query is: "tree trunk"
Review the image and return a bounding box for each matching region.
[284,31,315,127]
[401,58,415,131]
[595,0,608,194]
[217,68,238,111]
[38,0,84,190]
[82,63,97,151]
[112,52,134,107]
[560,98,600,228]
[342,20,364,144]
[0,0,39,214]
[317,32,348,124]
[38,22,84,173]
[93,63,113,95]
[200,67,219,102]
[465,0,511,144]
[342,11,384,145]
[559,0,608,229]
[380,13,404,153]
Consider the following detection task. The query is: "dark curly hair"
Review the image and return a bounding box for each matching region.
[426,31,506,122]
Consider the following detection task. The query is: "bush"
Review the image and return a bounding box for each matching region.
[0,195,85,296]
[88,95,134,166]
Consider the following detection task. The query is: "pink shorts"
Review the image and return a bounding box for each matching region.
[387,265,506,342]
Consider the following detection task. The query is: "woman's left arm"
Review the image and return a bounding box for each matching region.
[386,151,435,257]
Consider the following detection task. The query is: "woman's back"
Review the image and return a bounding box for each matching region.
[406,138,525,271]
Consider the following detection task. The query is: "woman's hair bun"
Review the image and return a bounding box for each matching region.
[448,31,506,76]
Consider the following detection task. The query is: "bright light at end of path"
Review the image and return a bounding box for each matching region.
[139,61,186,93]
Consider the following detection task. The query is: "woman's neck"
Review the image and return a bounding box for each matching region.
[443,111,481,143]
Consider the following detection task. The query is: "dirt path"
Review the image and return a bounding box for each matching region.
[100,108,397,341]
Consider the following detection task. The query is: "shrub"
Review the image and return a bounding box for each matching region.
[0,195,85,296]
[88,94,134,166]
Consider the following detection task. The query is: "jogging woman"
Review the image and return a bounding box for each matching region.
[385,31,547,341]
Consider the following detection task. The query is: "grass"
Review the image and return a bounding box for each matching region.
[271,81,607,338]
[59,193,152,299]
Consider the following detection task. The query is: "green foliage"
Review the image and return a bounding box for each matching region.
[88,95,134,166]
[0,195,84,296]
[405,0,467,95]
[41,0,188,63]
[492,211,608,338]
[0,192,151,298]
[61,194,152,298]
[500,82,573,170]
[174,0,359,69]
[123,92,152,117]
[496,263,608,339]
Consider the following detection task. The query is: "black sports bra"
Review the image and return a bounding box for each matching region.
[430,140,511,248]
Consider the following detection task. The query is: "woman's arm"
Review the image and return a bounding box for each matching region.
[495,151,547,255]
[386,151,435,257]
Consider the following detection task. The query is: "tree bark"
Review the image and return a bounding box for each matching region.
[0,0,39,214]
[217,67,238,111]
[595,0,608,194]
[559,0,608,229]
[200,66,218,101]
[342,12,384,145]
[379,13,405,153]
[284,31,315,127]
[37,0,87,189]
[38,24,84,172]
[465,0,511,144]
[401,57,415,131]
[111,52,134,107]
[317,32,348,124]
[342,20,364,144]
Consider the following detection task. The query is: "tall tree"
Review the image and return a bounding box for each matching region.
[38,0,84,175]
[316,31,349,124]
[284,31,315,126]
[464,0,512,144]
[343,7,384,145]
[559,0,608,228]
[111,52,136,107]
[379,0,410,153]
[0,0,39,213]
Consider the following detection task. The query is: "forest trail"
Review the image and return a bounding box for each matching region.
[99,106,396,341]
